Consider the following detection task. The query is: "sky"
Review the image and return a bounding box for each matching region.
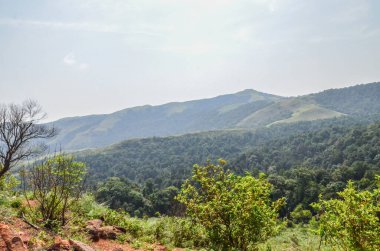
[0,0,379,121]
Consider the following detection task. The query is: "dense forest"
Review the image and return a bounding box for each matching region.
[78,115,378,187]
[81,117,380,217]
[233,122,380,214]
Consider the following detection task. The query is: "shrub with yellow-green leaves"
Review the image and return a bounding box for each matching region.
[177,160,285,251]
[312,176,380,250]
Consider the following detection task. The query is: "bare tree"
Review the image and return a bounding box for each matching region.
[0,100,56,178]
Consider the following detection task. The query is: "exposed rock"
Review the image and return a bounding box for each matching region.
[98,226,118,240]
[18,232,30,246]
[69,239,95,251]
[86,220,122,241]
[47,236,71,251]
[153,244,167,251]
[114,226,127,234]
[0,223,27,251]
[86,219,102,229]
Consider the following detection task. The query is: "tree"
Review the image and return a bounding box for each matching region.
[0,100,55,178]
[95,177,152,216]
[177,160,285,250]
[150,186,179,215]
[21,154,87,229]
[312,177,380,250]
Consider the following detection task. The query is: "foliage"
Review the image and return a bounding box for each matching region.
[72,195,207,248]
[290,204,312,224]
[312,177,380,250]
[257,225,334,251]
[95,177,180,217]
[0,173,22,222]
[0,173,21,192]
[21,154,87,229]
[149,186,179,216]
[234,122,380,214]
[154,216,208,248]
[177,161,285,250]
[95,177,151,217]
[78,115,372,189]
[74,120,380,218]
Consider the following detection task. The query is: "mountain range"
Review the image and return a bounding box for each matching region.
[47,82,380,150]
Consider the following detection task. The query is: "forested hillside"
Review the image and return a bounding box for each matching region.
[77,115,379,184]
[234,122,380,173]
[232,122,380,213]
[47,82,380,150]
[313,82,380,115]
[73,117,380,219]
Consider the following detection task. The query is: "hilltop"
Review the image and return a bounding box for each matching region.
[47,82,380,150]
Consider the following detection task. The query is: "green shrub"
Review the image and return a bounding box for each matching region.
[312,176,380,250]
[21,154,87,229]
[10,198,22,209]
[290,204,312,224]
[72,194,109,220]
[154,217,208,248]
[177,160,285,250]
[0,174,20,192]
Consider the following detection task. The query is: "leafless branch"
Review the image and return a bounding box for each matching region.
[0,100,56,178]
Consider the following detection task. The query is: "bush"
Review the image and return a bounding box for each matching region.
[177,160,285,250]
[154,217,208,248]
[290,204,312,224]
[10,198,22,209]
[21,154,87,229]
[312,176,380,250]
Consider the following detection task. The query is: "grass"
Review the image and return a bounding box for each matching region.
[0,192,339,251]
[269,104,344,126]
[258,226,334,251]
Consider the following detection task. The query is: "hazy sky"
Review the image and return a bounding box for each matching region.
[0,0,379,121]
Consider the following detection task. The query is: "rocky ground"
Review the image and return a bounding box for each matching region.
[0,217,180,251]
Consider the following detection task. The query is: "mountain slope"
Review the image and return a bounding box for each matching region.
[312,82,380,115]
[47,82,380,150]
[48,90,282,149]
[236,97,344,128]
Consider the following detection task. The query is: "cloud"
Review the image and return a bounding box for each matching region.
[63,53,89,71]
[63,53,77,65]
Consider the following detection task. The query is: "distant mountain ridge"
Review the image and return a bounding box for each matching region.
[47,89,282,149]
[47,82,380,150]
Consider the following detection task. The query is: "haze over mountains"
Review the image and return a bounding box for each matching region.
[47,82,380,150]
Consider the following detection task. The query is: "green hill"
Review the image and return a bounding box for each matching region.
[48,89,282,150]
[47,82,380,150]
